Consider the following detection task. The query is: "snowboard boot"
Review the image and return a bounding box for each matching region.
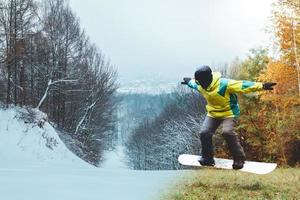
[232,158,245,170]
[199,157,215,166]
[199,133,215,166]
[223,134,246,170]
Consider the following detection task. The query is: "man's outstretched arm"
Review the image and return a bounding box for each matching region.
[181,78,199,90]
[224,79,276,94]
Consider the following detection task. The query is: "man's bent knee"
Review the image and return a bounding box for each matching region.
[200,129,213,136]
[222,129,235,137]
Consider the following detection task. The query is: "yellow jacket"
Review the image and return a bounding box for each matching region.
[188,72,263,119]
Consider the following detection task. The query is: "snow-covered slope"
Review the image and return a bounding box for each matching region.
[0,105,183,200]
[101,146,128,170]
[0,106,89,168]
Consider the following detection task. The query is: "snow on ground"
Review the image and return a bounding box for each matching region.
[0,162,181,200]
[0,106,183,200]
[0,106,89,168]
[101,146,128,170]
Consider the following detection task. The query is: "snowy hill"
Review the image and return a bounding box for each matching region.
[0,105,183,200]
[0,106,89,168]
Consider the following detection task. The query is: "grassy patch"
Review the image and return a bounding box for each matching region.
[162,168,300,200]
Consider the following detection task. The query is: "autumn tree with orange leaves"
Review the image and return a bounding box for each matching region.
[262,0,300,165]
[272,0,300,94]
[225,0,300,166]
[259,61,300,165]
[232,0,300,166]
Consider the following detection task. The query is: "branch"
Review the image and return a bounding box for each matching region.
[50,79,77,85]
[74,100,98,135]
[9,77,24,91]
[36,79,51,110]
[36,79,78,110]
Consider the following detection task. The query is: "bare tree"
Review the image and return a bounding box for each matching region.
[0,0,119,165]
[0,0,37,106]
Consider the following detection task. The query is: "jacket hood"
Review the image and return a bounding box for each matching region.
[206,72,221,91]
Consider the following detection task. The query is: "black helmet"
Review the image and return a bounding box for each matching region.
[194,65,213,89]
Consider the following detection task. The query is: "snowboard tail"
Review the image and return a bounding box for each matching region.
[178,154,277,175]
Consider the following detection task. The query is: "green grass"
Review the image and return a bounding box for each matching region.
[162,168,300,200]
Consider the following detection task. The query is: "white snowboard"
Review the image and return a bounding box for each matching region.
[178,154,277,175]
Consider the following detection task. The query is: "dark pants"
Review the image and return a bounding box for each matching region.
[200,116,246,160]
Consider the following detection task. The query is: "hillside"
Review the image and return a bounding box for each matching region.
[0,105,182,200]
[0,105,89,168]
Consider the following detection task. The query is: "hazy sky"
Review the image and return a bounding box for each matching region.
[69,0,275,80]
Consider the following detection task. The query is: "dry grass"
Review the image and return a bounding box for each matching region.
[162,168,300,200]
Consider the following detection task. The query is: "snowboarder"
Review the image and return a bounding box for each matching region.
[181,65,276,169]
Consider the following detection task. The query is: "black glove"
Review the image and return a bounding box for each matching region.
[181,77,192,85]
[263,82,277,90]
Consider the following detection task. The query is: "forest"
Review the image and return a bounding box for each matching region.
[0,0,299,169]
[0,0,118,165]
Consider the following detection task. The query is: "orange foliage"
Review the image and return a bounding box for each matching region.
[258,60,300,165]
[259,61,299,104]
[221,0,300,166]
[232,0,300,166]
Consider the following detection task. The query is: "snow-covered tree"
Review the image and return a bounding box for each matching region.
[126,87,206,170]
